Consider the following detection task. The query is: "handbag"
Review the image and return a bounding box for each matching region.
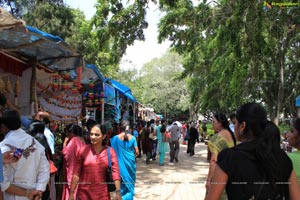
[164,131,171,143]
[47,153,57,175]
[106,147,116,192]
[49,160,58,175]
[165,132,171,139]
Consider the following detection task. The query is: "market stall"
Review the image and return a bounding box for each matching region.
[0,11,89,121]
[105,78,138,124]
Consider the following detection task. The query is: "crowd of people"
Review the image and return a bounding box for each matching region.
[1,90,300,199]
[205,103,300,200]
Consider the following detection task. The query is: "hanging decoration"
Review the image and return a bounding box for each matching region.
[51,74,60,91]
[0,76,4,92]
[5,76,12,93]
[83,82,104,109]
[36,81,82,111]
[14,77,20,106]
[76,67,82,89]
[60,71,71,81]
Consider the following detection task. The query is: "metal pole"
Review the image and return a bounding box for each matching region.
[101,82,105,124]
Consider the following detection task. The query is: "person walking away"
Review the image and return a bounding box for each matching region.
[69,124,121,200]
[205,102,300,200]
[181,122,187,145]
[206,112,236,199]
[187,123,199,156]
[287,118,300,186]
[61,124,85,200]
[0,109,49,199]
[110,121,139,200]
[129,124,139,139]
[156,120,161,154]
[168,121,180,163]
[136,120,144,158]
[150,119,158,160]
[158,119,168,166]
[143,121,153,164]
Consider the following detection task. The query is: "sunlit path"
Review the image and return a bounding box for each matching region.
[134,140,209,200]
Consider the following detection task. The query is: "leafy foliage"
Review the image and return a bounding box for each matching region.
[114,50,190,119]
[127,50,189,119]
[92,0,150,74]
[23,3,75,39]
[158,0,300,121]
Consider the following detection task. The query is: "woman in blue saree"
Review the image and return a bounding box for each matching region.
[110,121,139,200]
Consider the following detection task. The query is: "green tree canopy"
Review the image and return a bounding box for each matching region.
[116,50,190,120]
[158,0,300,122]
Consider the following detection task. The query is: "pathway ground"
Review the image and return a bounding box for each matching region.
[134,141,209,200]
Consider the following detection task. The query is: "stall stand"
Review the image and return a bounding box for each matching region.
[83,80,104,123]
[105,78,138,125]
[36,67,83,124]
[138,104,157,122]
[0,53,31,115]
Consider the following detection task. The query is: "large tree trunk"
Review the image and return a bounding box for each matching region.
[275,55,284,125]
[274,26,293,125]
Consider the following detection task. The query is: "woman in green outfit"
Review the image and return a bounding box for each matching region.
[287,118,300,186]
[206,112,236,196]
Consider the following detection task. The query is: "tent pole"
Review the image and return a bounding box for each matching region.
[30,60,38,115]
[101,82,104,124]
[133,102,136,124]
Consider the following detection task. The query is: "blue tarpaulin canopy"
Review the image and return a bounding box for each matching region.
[82,64,105,83]
[106,78,138,103]
[0,12,105,84]
[0,23,83,73]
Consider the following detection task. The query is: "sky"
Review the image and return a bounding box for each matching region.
[65,0,171,70]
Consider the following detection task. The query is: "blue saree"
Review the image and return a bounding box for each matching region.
[110,136,137,200]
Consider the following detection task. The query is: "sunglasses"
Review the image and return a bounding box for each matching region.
[90,133,101,137]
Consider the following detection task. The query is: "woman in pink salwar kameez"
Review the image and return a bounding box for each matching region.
[61,124,85,200]
[69,124,121,200]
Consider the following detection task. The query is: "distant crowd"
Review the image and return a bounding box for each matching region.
[1,91,300,200]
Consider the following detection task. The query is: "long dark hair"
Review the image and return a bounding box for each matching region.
[294,118,300,135]
[90,124,108,146]
[236,102,282,188]
[214,112,236,145]
[65,123,82,137]
[28,121,53,160]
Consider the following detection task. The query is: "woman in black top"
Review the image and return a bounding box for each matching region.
[205,102,300,200]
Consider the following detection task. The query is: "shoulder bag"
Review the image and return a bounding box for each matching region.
[106,147,116,192]
[47,153,57,175]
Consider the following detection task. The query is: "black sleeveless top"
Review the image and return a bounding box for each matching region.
[217,141,292,200]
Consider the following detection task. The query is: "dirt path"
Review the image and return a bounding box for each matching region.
[134,141,209,200]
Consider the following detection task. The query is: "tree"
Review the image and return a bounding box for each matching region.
[23,3,75,40]
[124,50,190,120]
[0,0,64,18]
[158,0,300,123]
[91,0,151,75]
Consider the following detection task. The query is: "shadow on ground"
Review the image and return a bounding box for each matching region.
[134,141,209,200]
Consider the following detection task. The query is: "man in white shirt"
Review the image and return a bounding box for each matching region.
[0,109,49,200]
[167,121,180,163]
